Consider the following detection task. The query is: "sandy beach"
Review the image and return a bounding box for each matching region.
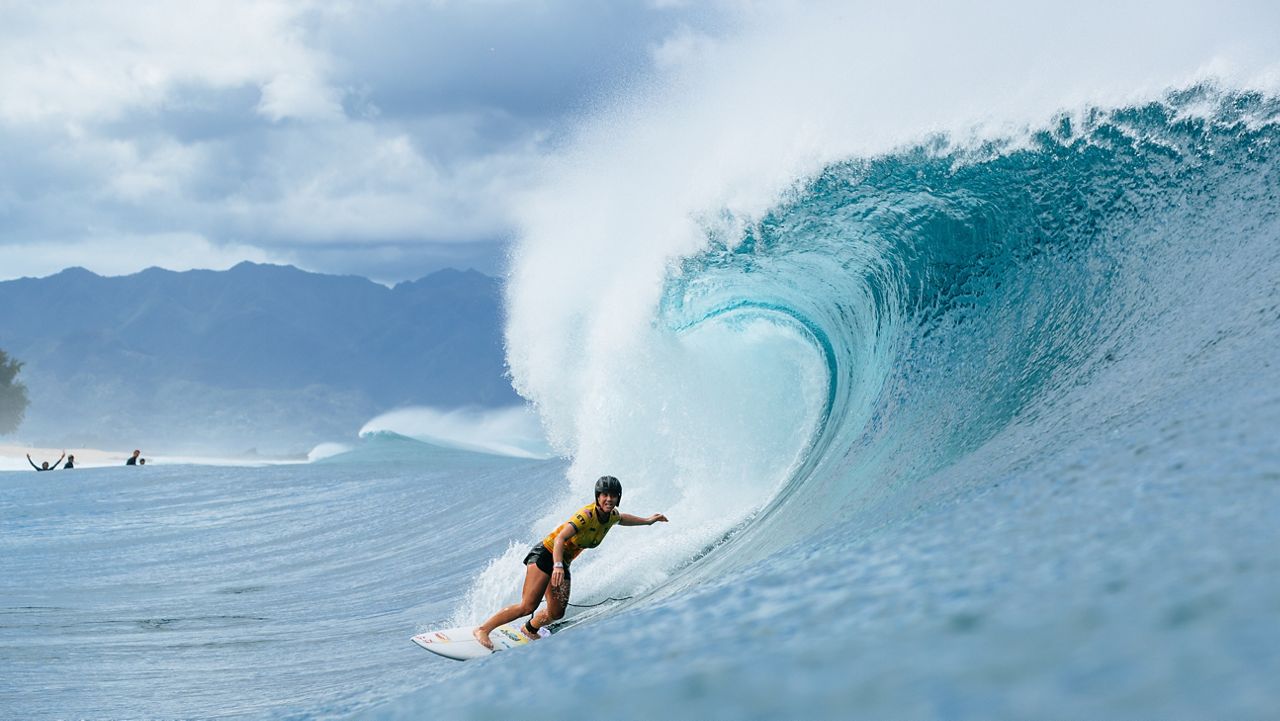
[0,443,304,472]
[0,443,136,471]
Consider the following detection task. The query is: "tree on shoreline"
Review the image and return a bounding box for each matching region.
[1,349,29,434]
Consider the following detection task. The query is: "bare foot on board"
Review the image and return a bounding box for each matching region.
[473,627,494,650]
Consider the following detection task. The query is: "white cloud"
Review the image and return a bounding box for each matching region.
[651,23,719,70]
[257,70,344,122]
[218,121,541,244]
[0,232,287,280]
[0,0,337,125]
[0,0,734,281]
[97,138,210,203]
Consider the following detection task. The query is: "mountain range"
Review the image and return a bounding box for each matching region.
[0,262,518,455]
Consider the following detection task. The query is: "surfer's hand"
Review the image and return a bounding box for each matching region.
[649,514,668,524]
[551,567,565,587]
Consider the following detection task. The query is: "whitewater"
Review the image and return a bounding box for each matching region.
[5,4,1280,719]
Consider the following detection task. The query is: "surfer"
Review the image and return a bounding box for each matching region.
[63,454,75,469]
[27,452,65,471]
[473,475,667,650]
[126,449,141,466]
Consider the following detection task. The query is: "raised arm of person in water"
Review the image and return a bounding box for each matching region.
[27,452,65,471]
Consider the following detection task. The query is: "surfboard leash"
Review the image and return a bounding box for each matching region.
[566,595,633,608]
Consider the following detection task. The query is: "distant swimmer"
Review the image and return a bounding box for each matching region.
[27,452,65,472]
[126,449,141,466]
[63,454,75,469]
[138,458,146,465]
[472,475,667,650]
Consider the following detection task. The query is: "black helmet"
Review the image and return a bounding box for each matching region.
[594,475,622,502]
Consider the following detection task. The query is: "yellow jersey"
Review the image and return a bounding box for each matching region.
[541,503,621,563]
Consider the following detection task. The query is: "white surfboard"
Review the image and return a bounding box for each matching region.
[411,621,545,661]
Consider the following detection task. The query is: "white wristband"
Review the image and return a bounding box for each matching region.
[553,562,564,568]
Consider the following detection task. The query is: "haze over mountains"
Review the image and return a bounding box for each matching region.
[0,262,517,455]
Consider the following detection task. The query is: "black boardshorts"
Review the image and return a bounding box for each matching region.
[523,544,570,580]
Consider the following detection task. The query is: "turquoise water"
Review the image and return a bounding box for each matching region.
[3,88,1279,719]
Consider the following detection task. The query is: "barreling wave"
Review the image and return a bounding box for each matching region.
[500,85,1280,596]
[669,86,1280,559]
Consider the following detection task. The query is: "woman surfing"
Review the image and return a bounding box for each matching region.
[473,475,667,649]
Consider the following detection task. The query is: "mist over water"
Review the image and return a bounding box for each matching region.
[359,405,554,459]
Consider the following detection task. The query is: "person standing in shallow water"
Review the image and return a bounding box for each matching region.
[126,450,140,466]
[473,475,667,650]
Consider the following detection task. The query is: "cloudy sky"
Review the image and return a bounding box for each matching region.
[0,0,735,283]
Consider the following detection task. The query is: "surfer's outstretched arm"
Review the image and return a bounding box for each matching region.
[618,512,668,526]
[27,454,39,471]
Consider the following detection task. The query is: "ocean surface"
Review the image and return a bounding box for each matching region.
[4,85,1280,719]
